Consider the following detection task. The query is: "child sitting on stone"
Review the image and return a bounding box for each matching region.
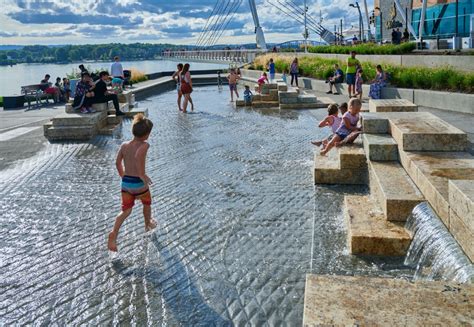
[320,98,362,155]
[311,103,341,147]
[243,85,253,105]
[108,114,157,252]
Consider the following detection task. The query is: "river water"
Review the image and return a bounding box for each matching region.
[0,60,227,96]
[0,86,415,325]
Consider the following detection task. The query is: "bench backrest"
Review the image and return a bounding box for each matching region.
[21,84,42,95]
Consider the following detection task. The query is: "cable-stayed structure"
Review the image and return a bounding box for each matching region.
[265,0,335,44]
[196,0,244,48]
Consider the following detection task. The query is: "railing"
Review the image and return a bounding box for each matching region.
[161,49,265,64]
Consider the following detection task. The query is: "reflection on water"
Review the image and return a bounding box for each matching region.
[0,86,414,325]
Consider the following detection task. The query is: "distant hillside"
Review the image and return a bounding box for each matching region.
[0,45,24,51]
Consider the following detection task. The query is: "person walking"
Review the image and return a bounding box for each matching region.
[290,58,299,87]
[346,51,360,98]
[172,63,183,111]
[180,63,194,113]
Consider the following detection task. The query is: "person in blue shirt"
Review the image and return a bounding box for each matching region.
[267,58,276,82]
[243,85,253,105]
[326,64,344,95]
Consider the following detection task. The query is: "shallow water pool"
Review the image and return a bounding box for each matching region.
[0,86,413,325]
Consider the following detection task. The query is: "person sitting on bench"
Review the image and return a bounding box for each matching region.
[326,64,344,95]
[92,71,125,116]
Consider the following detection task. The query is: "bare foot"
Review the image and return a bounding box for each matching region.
[108,232,118,252]
[145,218,157,232]
[319,149,327,156]
[311,140,322,146]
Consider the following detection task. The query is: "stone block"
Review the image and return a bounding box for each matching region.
[339,143,367,169]
[361,114,389,134]
[388,112,467,152]
[277,83,287,91]
[92,102,108,112]
[278,90,299,98]
[107,114,123,125]
[369,99,418,112]
[235,99,246,106]
[448,180,474,234]
[344,195,411,256]
[369,161,424,221]
[303,275,474,327]
[297,94,317,104]
[65,103,75,114]
[125,108,148,117]
[363,133,398,161]
[98,123,122,136]
[44,125,96,141]
[398,150,474,227]
[314,150,367,185]
[414,89,474,115]
[279,97,299,104]
[51,111,107,127]
[251,101,279,109]
[449,208,474,262]
[280,101,328,110]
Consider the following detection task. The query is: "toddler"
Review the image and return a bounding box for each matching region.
[311,104,341,147]
[112,77,123,94]
[243,85,253,105]
[354,68,363,100]
[108,114,157,252]
[320,98,362,155]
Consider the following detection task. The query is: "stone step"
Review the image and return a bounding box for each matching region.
[361,113,389,134]
[277,82,287,91]
[369,161,424,221]
[261,94,278,102]
[398,150,474,228]
[303,275,474,327]
[125,107,149,117]
[363,133,398,161]
[297,94,317,104]
[92,102,109,112]
[44,125,96,141]
[51,111,107,127]
[314,142,367,185]
[235,99,246,107]
[389,112,467,152]
[449,180,474,261]
[65,103,74,114]
[251,101,280,109]
[107,114,123,125]
[278,89,299,98]
[98,123,122,136]
[369,99,418,112]
[280,102,327,109]
[344,195,411,256]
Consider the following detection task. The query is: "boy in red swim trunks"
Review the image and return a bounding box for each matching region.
[108,114,157,252]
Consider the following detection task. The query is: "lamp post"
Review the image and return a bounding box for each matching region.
[349,2,364,42]
[304,0,308,53]
[375,6,382,43]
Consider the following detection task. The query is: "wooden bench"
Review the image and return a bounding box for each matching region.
[21,84,53,109]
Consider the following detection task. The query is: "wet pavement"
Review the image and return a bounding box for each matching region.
[0,86,413,325]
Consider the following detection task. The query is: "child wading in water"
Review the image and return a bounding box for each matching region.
[243,85,253,105]
[311,103,343,147]
[108,114,157,252]
[320,98,362,155]
[227,68,240,101]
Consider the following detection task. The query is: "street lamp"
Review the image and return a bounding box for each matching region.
[349,2,364,42]
[303,0,309,53]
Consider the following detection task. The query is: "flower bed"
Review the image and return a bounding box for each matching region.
[307,43,416,55]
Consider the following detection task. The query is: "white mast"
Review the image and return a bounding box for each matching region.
[249,0,267,50]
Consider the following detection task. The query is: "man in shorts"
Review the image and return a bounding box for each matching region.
[346,51,360,98]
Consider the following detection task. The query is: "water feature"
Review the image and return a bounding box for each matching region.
[0,59,227,96]
[405,202,474,284]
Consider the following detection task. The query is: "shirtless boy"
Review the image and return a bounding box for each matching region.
[108,114,157,252]
[227,68,240,102]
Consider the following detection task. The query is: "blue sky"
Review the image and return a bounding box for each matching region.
[0,0,373,45]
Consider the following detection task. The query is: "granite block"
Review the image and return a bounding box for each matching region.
[363,133,398,161]
[303,275,474,327]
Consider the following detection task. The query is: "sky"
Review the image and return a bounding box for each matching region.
[0,0,373,46]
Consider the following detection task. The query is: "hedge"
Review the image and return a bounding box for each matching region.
[250,54,474,93]
[307,42,416,55]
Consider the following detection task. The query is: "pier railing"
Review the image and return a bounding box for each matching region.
[161,49,265,64]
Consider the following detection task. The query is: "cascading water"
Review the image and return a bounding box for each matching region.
[405,202,474,284]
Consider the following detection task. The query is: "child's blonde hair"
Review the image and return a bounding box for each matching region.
[132,114,153,138]
[349,98,362,109]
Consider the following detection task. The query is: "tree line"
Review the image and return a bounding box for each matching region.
[0,43,185,65]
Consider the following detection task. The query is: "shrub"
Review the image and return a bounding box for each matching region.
[129,68,148,84]
[307,42,416,55]
[0,96,3,107]
[250,54,474,93]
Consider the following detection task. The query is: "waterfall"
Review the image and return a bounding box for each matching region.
[404,202,474,284]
